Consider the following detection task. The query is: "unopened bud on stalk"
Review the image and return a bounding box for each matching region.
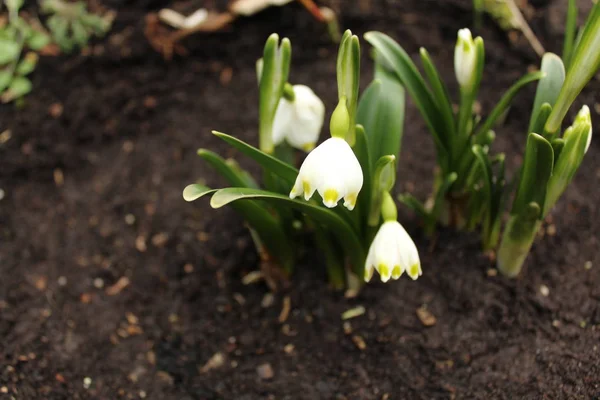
[454,28,477,90]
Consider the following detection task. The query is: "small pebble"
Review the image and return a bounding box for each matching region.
[552,319,561,328]
[341,306,366,320]
[125,214,136,225]
[57,276,68,286]
[83,377,92,389]
[539,284,550,297]
[139,391,147,399]
[199,352,225,373]
[343,322,353,335]
[416,306,437,327]
[0,188,4,201]
[580,320,587,329]
[93,278,105,289]
[53,169,64,186]
[546,224,557,236]
[261,293,275,308]
[184,263,194,274]
[351,335,367,350]
[0,386,7,393]
[256,363,274,380]
[284,344,295,354]
[487,268,498,277]
[584,261,592,270]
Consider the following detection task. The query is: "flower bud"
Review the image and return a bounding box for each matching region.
[454,28,477,90]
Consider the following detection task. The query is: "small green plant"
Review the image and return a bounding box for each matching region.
[0,0,50,103]
[41,0,113,53]
[184,31,419,291]
[369,1,599,277]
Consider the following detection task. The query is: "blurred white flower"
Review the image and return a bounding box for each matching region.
[289,137,363,210]
[364,221,422,282]
[158,8,208,29]
[454,28,477,90]
[272,85,325,151]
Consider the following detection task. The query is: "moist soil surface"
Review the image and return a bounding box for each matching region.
[1,0,599,399]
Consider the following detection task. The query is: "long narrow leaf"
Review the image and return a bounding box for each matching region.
[474,71,544,140]
[210,188,366,275]
[213,131,298,184]
[419,48,455,138]
[527,53,565,134]
[364,32,448,161]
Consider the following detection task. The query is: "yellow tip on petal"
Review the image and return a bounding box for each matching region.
[302,143,315,152]
[378,263,390,282]
[323,188,339,207]
[392,265,403,279]
[408,264,421,280]
[343,193,357,211]
[302,180,312,199]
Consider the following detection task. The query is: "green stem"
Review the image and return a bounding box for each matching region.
[497,215,541,277]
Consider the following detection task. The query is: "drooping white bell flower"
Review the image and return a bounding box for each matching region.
[272,85,325,151]
[289,137,363,210]
[364,221,422,283]
[454,28,477,90]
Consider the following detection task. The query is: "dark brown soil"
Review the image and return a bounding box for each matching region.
[1,0,599,399]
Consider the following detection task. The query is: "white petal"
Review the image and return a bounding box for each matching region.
[272,98,294,146]
[364,221,421,283]
[291,137,362,209]
[454,28,476,89]
[285,85,325,151]
[182,9,208,28]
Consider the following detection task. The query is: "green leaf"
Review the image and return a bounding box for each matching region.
[197,149,250,188]
[419,47,455,138]
[15,53,37,76]
[210,187,366,276]
[0,70,13,92]
[364,32,448,167]
[512,132,553,217]
[562,0,578,69]
[545,2,600,134]
[258,34,291,153]
[497,206,542,277]
[71,20,90,48]
[183,184,294,271]
[1,76,32,102]
[357,57,405,169]
[527,53,565,134]
[0,39,20,65]
[182,184,216,202]
[398,193,433,225]
[353,125,371,229]
[544,119,591,215]
[427,172,458,235]
[367,155,396,226]
[336,31,360,144]
[212,131,298,185]
[474,70,544,141]
[26,30,51,51]
[529,102,552,138]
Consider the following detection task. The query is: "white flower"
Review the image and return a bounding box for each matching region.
[574,105,592,153]
[454,28,477,90]
[289,137,363,210]
[272,85,325,151]
[364,221,422,283]
[158,8,208,29]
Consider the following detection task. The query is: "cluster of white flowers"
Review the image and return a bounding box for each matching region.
[275,86,422,283]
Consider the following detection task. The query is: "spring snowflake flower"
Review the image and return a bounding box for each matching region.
[272,85,325,151]
[454,28,477,90]
[364,221,422,282]
[289,137,363,210]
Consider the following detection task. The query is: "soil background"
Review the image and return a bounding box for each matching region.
[1,0,600,399]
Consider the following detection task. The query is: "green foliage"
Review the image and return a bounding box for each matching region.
[184,32,412,290]
[41,0,113,53]
[0,0,50,103]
